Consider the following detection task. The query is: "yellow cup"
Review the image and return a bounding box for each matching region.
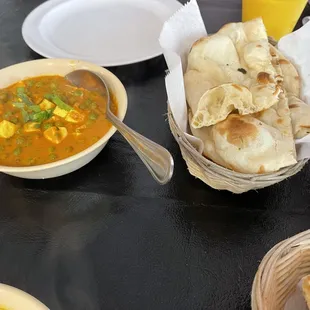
[242,0,308,40]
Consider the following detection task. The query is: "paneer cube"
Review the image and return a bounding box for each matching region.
[65,109,85,123]
[53,106,68,118]
[44,126,68,144]
[0,120,17,139]
[24,122,41,133]
[39,99,55,111]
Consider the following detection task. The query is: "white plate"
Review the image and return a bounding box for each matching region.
[22,0,182,66]
[0,283,49,309]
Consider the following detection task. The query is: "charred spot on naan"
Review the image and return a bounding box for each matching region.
[258,165,266,174]
[269,49,276,57]
[279,59,290,65]
[216,115,258,148]
[257,72,273,84]
[231,84,244,91]
[289,104,300,109]
[252,110,264,118]
[237,68,247,74]
[273,85,282,96]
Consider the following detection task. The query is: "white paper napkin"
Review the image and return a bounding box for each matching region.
[159,0,310,160]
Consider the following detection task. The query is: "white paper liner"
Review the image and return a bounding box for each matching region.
[159,0,310,160]
[284,277,308,310]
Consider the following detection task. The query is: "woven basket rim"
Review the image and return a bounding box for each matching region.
[251,230,310,310]
[168,106,308,181]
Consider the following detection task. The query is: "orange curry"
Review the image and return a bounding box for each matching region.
[0,75,117,166]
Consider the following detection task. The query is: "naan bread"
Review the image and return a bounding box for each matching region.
[254,97,292,136]
[288,95,310,139]
[184,18,299,173]
[253,95,296,162]
[190,113,297,174]
[190,83,256,128]
[269,45,301,97]
[186,18,282,127]
[268,45,309,139]
[187,34,251,87]
[218,18,276,77]
[184,70,217,113]
[187,34,241,74]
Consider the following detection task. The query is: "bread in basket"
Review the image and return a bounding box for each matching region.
[167,18,309,193]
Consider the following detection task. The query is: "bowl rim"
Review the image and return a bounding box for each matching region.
[0,58,128,173]
[0,283,49,309]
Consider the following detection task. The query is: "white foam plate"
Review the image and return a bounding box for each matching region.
[22,0,182,66]
[0,283,49,309]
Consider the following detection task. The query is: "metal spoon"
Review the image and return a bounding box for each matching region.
[65,70,174,185]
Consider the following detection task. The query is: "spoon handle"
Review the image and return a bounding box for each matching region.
[107,111,174,185]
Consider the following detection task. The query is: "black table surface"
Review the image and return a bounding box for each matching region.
[0,0,310,309]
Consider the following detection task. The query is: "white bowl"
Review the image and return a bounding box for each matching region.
[0,283,49,309]
[0,59,127,179]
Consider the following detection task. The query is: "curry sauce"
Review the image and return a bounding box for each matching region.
[0,75,117,166]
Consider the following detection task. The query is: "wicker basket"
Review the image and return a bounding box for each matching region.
[252,230,310,310]
[167,36,309,193]
[168,109,308,193]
